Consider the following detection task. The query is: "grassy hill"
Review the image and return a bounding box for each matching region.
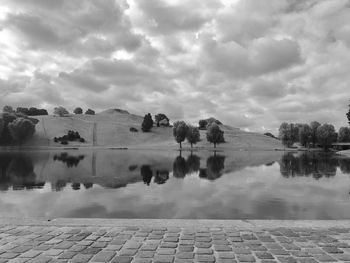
[25,109,282,150]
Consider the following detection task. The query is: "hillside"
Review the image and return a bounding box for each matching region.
[24,110,283,150]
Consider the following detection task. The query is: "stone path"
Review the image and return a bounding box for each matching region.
[1,221,350,263]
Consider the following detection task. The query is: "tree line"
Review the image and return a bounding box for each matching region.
[279,121,350,150]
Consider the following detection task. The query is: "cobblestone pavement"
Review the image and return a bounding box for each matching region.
[1,224,350,263]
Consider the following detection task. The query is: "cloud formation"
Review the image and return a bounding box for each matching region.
[0,0,350,133]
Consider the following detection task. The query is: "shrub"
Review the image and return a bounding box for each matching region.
[155,113,170,127]
[8,118,36,144]
[130,127,138,132]
[85,109,95,115]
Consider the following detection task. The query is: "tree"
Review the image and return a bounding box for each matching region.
[347,100,350,125]
[141,113,153,132]
[298,124,311,147]
[338,127,350,142]
[85,109,95,115]
[206,123,224,148]
[3,106,14,113]
[186,125,200,148]
[310,121,321,147]
[154,113,169,127]
[316,124,337,150]
[198,120,208,130]
[173,121,188,149]
[0,118,3,136]
[73,107,83,114]
[54,106,69,117]
[8,118,36,144]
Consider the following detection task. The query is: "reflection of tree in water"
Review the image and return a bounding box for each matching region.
[204,154,226,180]
[51,180,67,191]
[71,183,81,190]
[187,154,200,174]
[154,170,169,184]
[173,156,189,178]
[339,159,350,174]
[141,165,153,185]
[83,182,93,189]
[280,152,339,179]
[53,152,85,168]
[0,154,44,190]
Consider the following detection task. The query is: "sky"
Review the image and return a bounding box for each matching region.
[0,0,350,134]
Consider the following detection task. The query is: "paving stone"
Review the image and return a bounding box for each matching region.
[136,251,155,258]
[0,252,20,259]
[236,254,256,262]
[277,256,298,263]
[57,251,76,259]
[132,259,152,263]
[19,250,41,258]
[322,246,343,254]
[195,242,212,248]
[92,251,116,262]
[154,255,174,263]
[232,248,252,254]
[178,246,194,252]
[313,254,337,262]
[118,249,138,256]
[255,252,274,259]
[195,255,215,262]
[157,248,176,255]
[196,248,213,255]
[112,256,133,263]
[217,252,235,259]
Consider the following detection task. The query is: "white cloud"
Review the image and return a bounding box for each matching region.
[0,0,350,133]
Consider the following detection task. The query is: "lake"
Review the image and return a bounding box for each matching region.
[1,149,350,219]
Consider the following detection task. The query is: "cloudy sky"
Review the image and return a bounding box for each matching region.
[0,0,350,133]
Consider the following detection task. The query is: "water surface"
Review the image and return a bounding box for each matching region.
[0,150,350,219]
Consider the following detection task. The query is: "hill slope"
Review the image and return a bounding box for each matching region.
[24,110,282,150]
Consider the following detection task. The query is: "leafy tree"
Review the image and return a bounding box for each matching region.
[338,127,350,142]
[310,121,321,147]
[85,108,95,115]
[206,123,224,148]
[198,120,208,130]
[298,124,311,147]
[8,118,36,144]
[3,106,14,113]
[74,107,83,114]
[154,113,169,127]
[54,106,69,117]
[186,125,200,148]
[316,124,337,150]
[141,113,153,132]
[16,107,29,115]
[173,121,188,149]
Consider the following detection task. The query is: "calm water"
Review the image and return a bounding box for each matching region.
[1,150,350,219]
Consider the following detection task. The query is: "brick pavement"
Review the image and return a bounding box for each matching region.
[1,222,350,262]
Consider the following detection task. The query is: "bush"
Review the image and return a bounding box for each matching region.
[130,127,138,132]
[8,118,36,144]
[85,109,95,115]
[54,130,85,145]
[141,113,153,132]
[155,113,170,127]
